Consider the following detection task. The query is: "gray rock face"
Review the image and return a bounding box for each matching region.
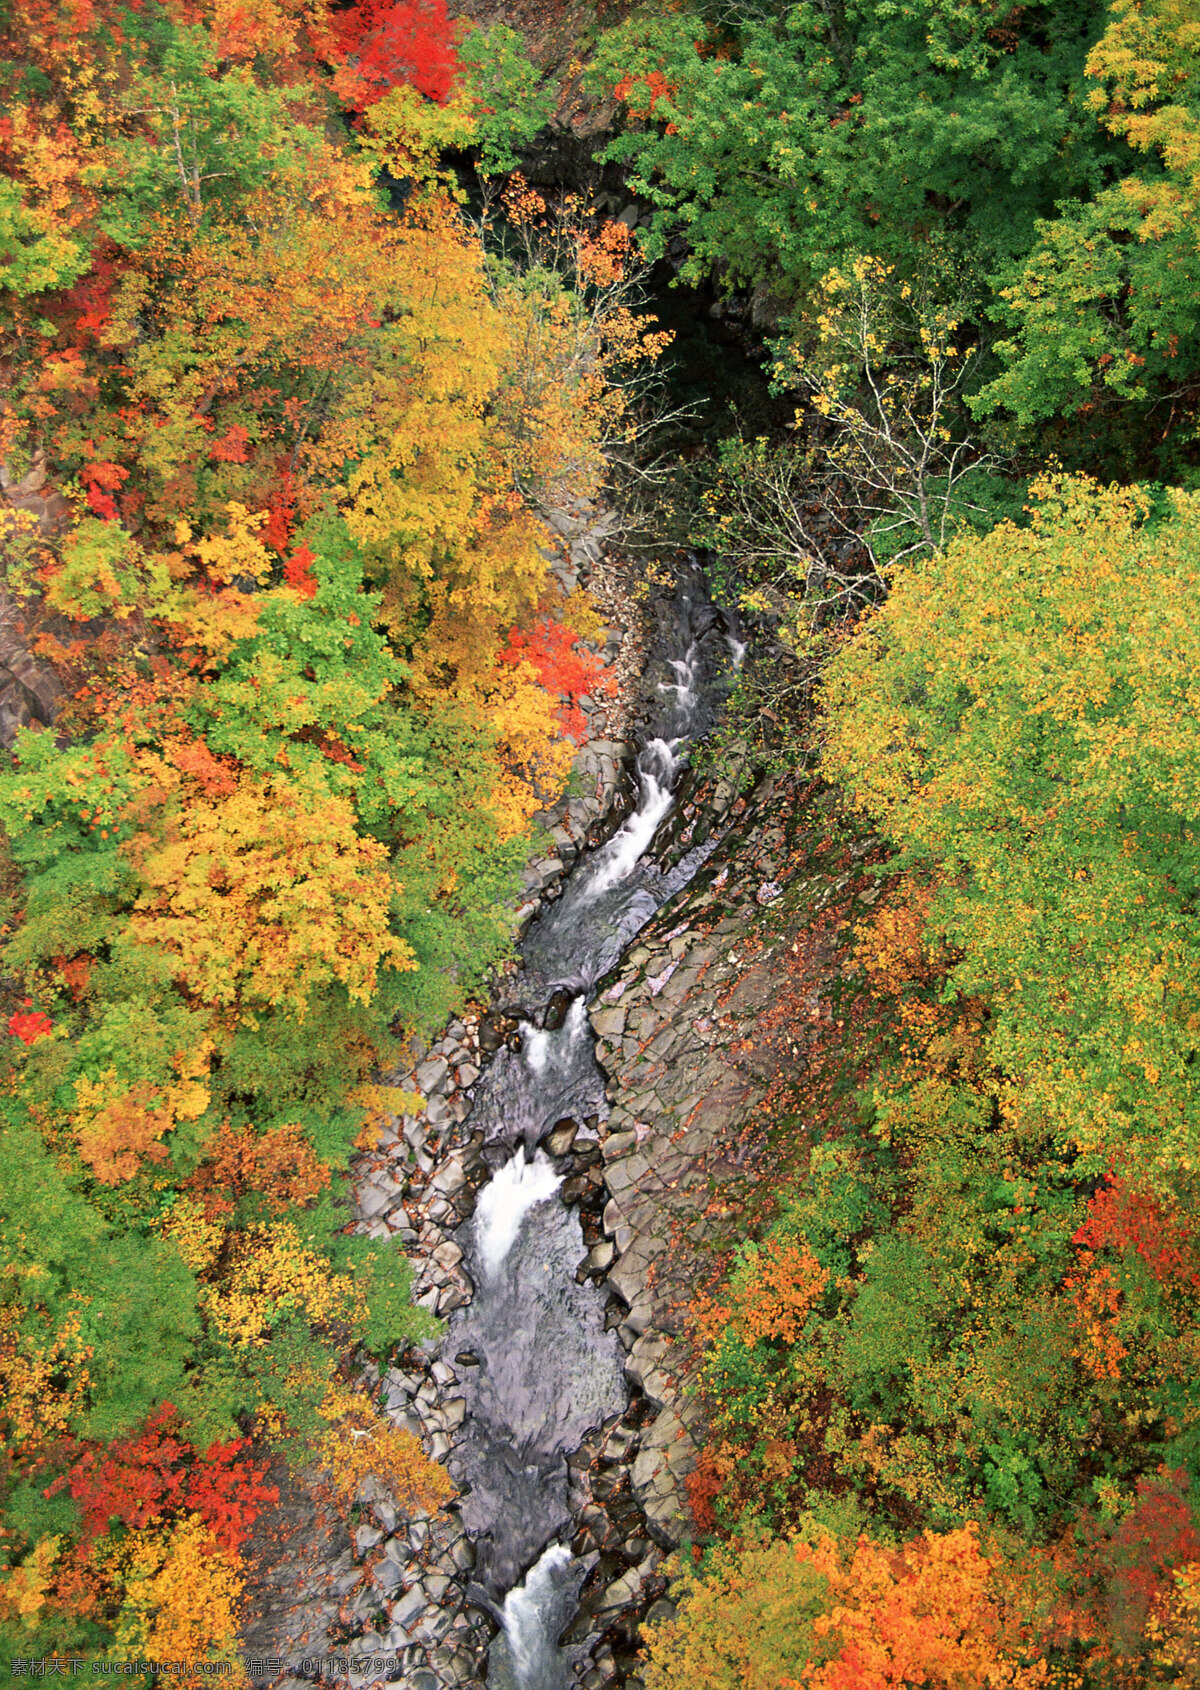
[581,771,880,1563]
[0,602,65,748]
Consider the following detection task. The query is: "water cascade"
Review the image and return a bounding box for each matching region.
[439,562,738,1686]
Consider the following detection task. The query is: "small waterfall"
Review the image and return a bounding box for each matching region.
[490,1545,577,1690]
[522,1026,552,1075]
[473,1151,563,1280]
[585,736,682,899]
[658,641,699,710]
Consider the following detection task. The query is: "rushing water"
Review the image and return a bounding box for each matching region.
[440,562,738,1686]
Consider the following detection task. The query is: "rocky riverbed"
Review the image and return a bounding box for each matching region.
[240,520,881,1690]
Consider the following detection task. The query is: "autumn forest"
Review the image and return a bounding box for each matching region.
[1,0,1199,1682]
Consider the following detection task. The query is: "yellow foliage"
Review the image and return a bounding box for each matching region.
[315,1377,454,1515]
[1087,0,1200,191]
[478,658,576,837]
[73,1043,212,1184]
[334,203,555,705]
[822,474,1200,1175]
[189,503,275,588]
[126,769,414,1018]
[108,1515,245,1681]
[159,1194,226,1274]
[1146,1560,1200,1678]
[348,1082,426,1150]
[0,1301,93,1459]
[360,84,477,183]
[0,1534,61,1632]
[642,1534,837,1690]
[201,1220,360,1348]
[162,580,265,666]
[557,585,609,645]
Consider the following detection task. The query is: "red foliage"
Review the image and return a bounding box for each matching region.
[1051,1468,1200,1659]
[283,541,318,598]
[80,459,129,522]
[47,1403,278,1557]
[182,1436,279,1556]
[58,252,118,348]
[49,1404,189,1542]
[169,738,240,798]
[685,1447,729,1534]
[209,424,252,464]
[1074,1174,1200,1290]
[53,953,94,1002]
[263,466,298,552]
[316,733,365,771]
[328,0,459,111]
[500,619,615,738]
[613,68,677,120]
[7,1004,53,1044]
[1108,1470,1200,1629]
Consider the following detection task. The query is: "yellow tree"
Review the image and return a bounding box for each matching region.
[822,474,1200,1183]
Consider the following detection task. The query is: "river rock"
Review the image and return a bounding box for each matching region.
[543,986,575,1030]
[479,1016,505,1053]
[591,1005,627,1041]
[430,1157,468,1197]
[547,1118,578,1155]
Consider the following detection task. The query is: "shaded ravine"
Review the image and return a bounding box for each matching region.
[441,562,741,1688]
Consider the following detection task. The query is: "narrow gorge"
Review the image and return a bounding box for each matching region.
[6,0,1195,1679]
[237,511,881,1690]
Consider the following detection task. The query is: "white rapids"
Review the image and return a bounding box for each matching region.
[438,561,746,1688]
[498,1544,574,1687]
[473,1149,564,1279]
[585,736,683,898]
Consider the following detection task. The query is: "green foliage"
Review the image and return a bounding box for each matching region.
[779,1140,885,1281]
[0,1110,200,1442]
[0,177,87,295]
[457,23,557,174]
[591,0,1115,305]
[95,22,326,243]
[976,0,1200,446]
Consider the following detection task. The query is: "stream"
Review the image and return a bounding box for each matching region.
[436,561,741,1688]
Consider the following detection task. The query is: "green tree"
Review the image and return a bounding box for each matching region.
[978,0,1200,443]
[591,0,1116,309]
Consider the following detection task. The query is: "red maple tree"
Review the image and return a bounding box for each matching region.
[49,1404,278,1557]
[500,619,615,739]
[329,0,459,111]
